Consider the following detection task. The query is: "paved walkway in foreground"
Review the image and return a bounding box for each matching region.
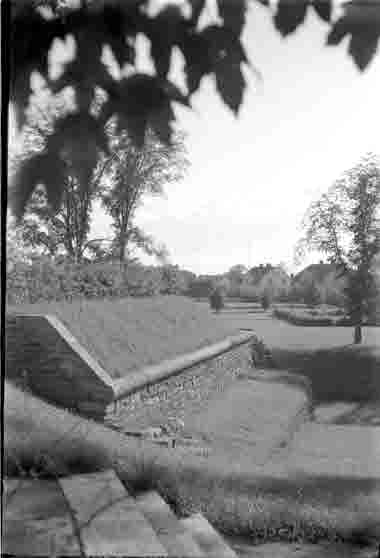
[3,469,237,557]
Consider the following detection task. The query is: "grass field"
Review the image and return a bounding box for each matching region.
[213,303,380,424]
[8,296,238,379]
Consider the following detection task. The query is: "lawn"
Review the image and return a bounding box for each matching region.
[7,296,239,379]
[214,304,379,351]
[213,303,380,424]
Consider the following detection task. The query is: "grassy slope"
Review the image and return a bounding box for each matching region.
[7,296,238,379]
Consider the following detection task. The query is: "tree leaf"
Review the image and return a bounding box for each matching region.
[188,0,206,28]
[101,5,136,67]
[327,2,380,70]
[181,31,210,94]
[10,6,66,127]
[349,31,380,71]
[150,103,176,145]
[104,74,187,146]
[274,0,309,37]
[11,6,66,76]
[217,0,247,35]
[49,113,109,185]
[215,58,246,114]
[312,0,331,23]
[145,5,187,78]
[181,25,248,96]
[10,152,66,221]
[326,18,350,45]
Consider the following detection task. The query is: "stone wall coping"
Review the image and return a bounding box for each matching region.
[7,312,256,403]
[112,331,257,400]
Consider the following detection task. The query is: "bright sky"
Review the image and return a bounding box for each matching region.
[9,2,380,275]
[114,3,380,275]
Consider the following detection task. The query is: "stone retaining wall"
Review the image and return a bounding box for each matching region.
[6,313,256,423]
[106,342,253,435]
[5,314,114,415]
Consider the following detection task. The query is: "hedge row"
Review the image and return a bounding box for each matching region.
[273,306,380,327]
[6,260,176,305]
[273,308,342,326]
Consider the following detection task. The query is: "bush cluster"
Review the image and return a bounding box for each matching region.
[6,259,178,305]
[209,288,225,312]
[273,307,342,326]
[273,305,379,327]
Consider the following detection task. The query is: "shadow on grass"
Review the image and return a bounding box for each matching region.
[272,345,380,406]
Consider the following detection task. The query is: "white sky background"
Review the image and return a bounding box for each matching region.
[9,2,380,275]
[130,2,380,274]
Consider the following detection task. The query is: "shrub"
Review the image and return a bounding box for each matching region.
[6,259,175,305]
[261,293,270,310]
[303,281,321,308]
[187,278,214,299]
[273,308,333,326]
[209,288,224,312]
[238,284,259,302]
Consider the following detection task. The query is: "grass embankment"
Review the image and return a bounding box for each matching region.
[4,382,380,546]
[8,296,238,379]
[294,345,380,405]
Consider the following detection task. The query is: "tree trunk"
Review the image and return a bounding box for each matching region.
[354,324,362,344]
[119,241,126,264]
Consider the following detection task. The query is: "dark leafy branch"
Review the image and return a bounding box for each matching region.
[9,0,380,218]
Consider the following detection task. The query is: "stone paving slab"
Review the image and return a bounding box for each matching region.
[3,516,81,556]
[181,512,238,557]
[59,469,168,557]
[136,490,204,557]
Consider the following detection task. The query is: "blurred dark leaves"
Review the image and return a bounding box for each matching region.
[9,0,380,217]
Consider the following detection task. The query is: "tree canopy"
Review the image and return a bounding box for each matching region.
[297,153,380,342]
[8,0,380,218]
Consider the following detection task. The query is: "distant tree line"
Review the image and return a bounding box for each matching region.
[6,254,197,305]
[186,263,347,307]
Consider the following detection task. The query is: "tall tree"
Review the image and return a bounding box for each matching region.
[11,98,115,262]
[101,126,188,264]
[297,153,380,343]
[20,178,94,262]
[8,0,380,219]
